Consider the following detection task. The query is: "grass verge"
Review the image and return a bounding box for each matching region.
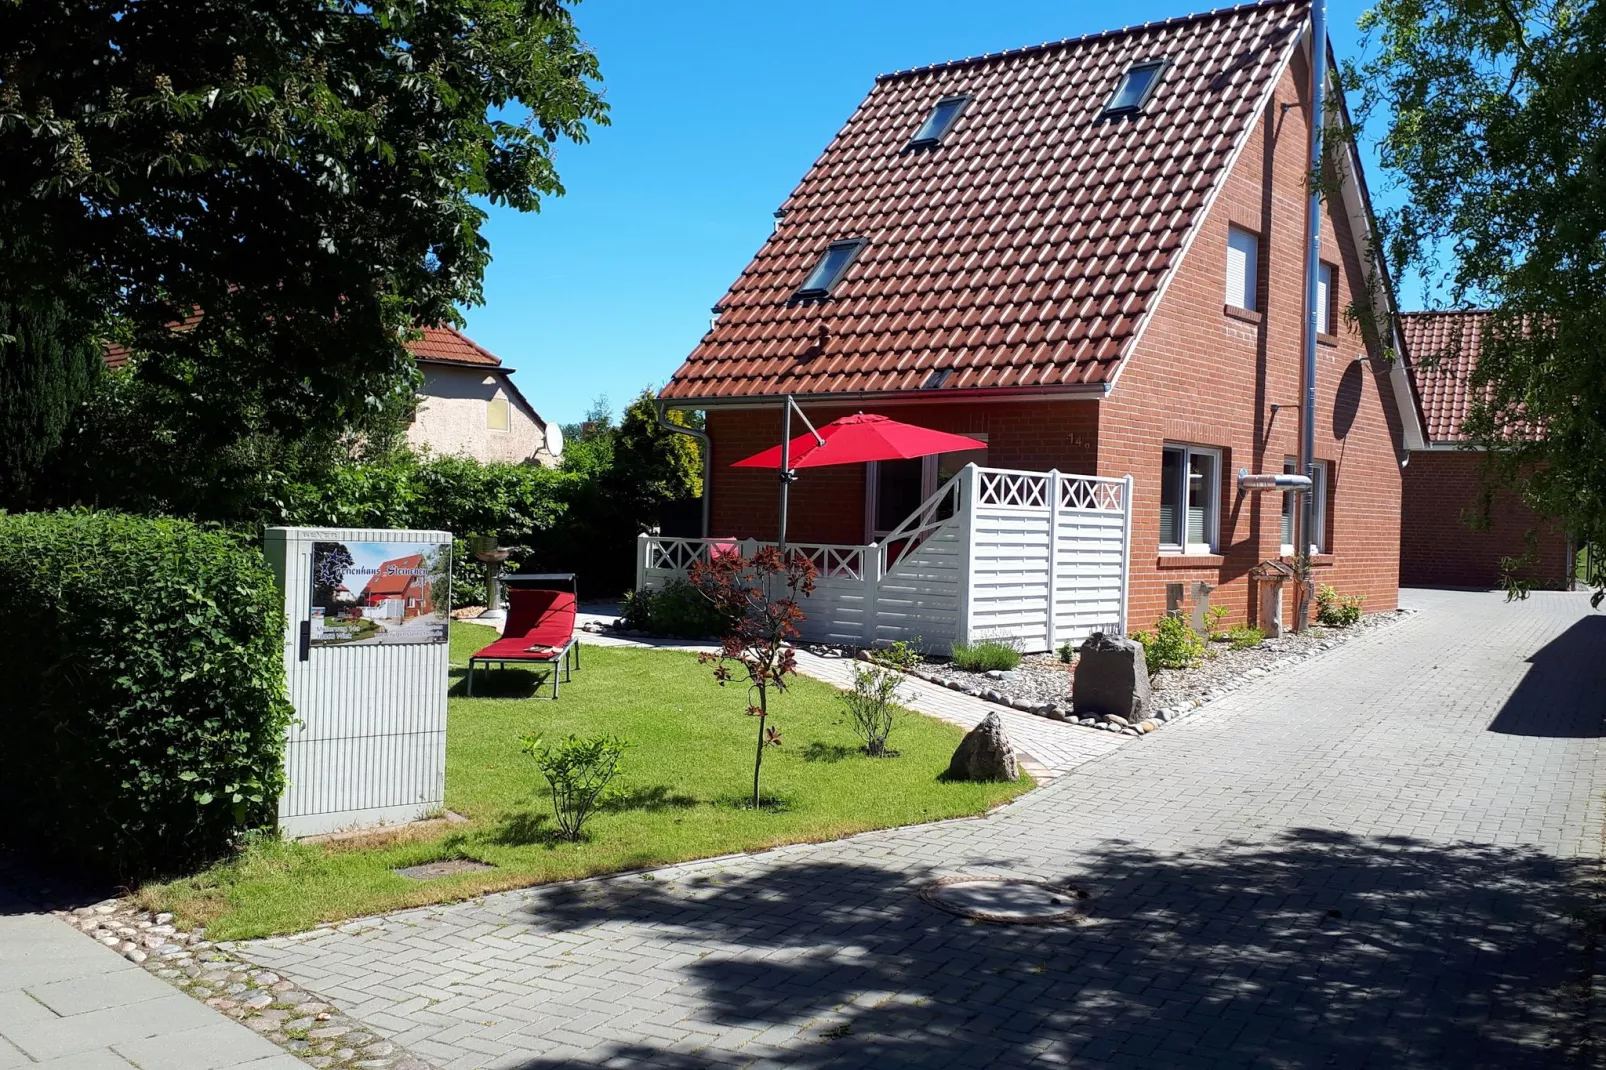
[141,623,1031,939]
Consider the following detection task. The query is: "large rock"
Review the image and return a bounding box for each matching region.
[946,712,1019,782]
[1072,632,1152,722]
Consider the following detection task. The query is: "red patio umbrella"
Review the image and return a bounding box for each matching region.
[730,405,986,548]
[731,413,986,470]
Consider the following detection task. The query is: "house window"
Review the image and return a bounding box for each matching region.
[1226,226,1259,312]
[1103,59,1167,115]
[487,396,511,432]
[1281,458,1328,554]
[1159,444,1221,554]
[867,435,988,538]
[870,458,926,538]
[1316,261,1337,335]
[910,95,969,146]
[796,239,867,298]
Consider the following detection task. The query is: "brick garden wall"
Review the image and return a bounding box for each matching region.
[1096,52,1406,631]
[1400,451,1573,588]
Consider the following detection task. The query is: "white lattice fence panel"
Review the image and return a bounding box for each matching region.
[1052,510,1128,642]
[968,508,1053,652]
[977,469,1050,510]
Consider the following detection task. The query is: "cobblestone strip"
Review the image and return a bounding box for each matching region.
[58,898,437,1070]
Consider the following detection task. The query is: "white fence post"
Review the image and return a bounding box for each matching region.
[955,463,978,650]
[863,544,880,647]
[636,533,650,592]
[1119,474,1135,636]
[1046,469,1061,653]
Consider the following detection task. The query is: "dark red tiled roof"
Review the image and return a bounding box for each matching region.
[662,0,1307,403]
[1399,310,1488,442]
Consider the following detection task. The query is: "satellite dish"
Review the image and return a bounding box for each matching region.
[544,421,565,458]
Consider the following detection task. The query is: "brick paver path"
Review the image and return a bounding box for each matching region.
[242,589,1606,1069]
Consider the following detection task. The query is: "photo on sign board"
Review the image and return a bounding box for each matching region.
[309,541,451,646]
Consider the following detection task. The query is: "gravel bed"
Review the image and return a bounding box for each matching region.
[906,608,1413,736]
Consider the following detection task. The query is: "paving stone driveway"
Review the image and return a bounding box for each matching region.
[242,589,1606,1069]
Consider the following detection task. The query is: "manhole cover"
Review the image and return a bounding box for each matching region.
[393,859,495,881]
[920,877,1088,925]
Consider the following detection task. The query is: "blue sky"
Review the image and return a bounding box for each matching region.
[463,0,1402,428]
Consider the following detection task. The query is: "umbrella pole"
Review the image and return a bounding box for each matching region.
[779,396,792,551]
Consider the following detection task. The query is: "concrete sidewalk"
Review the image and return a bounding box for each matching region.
[0,885,301,1070]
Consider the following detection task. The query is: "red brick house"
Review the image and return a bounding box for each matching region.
[358,553,435,619]
[654,0,1426,645]
[1398,311,1574,587]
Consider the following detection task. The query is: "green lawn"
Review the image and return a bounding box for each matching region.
[142,623,1031,940]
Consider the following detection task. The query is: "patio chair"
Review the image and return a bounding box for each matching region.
[465,588,581,698]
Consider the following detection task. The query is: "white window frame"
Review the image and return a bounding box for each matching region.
[1317,261,1336,335]
[865,434,987,542]
[1159,443,1222,555]
[1225,225,1259,313]
[1281,458,1328,555]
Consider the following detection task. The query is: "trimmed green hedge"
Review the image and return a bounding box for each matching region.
[0,512,293,877]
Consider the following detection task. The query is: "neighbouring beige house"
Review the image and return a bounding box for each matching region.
[406,325,560,466]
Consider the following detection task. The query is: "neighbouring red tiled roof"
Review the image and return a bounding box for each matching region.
[662,0,1308,403]
[1399,310,1488,443]
[102,322,502,369]
[408,324,503,367]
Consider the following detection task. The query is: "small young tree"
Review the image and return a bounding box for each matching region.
[844,641,920,758]
[690,546,816,809]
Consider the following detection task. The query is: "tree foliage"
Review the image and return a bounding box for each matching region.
[544,389,704,593]
[1352,0,1606,602]
[0,0,607,475]
[691,547,816,809]
[0,294,100,504]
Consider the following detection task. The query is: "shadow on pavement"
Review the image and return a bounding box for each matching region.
[1488,614,1606,738]
[497,829,1598,1068]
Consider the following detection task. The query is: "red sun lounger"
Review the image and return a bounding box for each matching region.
[466,588,581,698]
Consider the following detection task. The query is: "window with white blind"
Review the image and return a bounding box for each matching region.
[1225,225,1259,312]
[1160,444,1221,554]
[1316,261,1336,334]
[1281,458,1328,554]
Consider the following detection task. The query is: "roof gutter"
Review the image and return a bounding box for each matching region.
[660,382,1111,411]
[656,401,712,538]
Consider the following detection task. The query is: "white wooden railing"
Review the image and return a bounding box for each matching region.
[637,464,1132,653]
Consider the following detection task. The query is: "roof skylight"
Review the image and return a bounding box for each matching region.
[909,95,970,146]
[1103,59,1167,115]
[795,239,867,299]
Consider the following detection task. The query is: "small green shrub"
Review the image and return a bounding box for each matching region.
[620,580,727,638]
[519,733,629,841]
[867,637,923,672]
[949,637,1023,673]
[844,662,910,757]
[1132,615,1208,671]
[1226,624,1265,650]
[1315,584,1364,627]
[1056,641,1076,664]
[1204,604,1230,637]
[0,511,293,877]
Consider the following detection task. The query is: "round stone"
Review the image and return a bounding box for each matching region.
[921,877,1088,924]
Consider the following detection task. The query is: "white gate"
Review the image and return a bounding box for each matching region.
[638,465,1132,654]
